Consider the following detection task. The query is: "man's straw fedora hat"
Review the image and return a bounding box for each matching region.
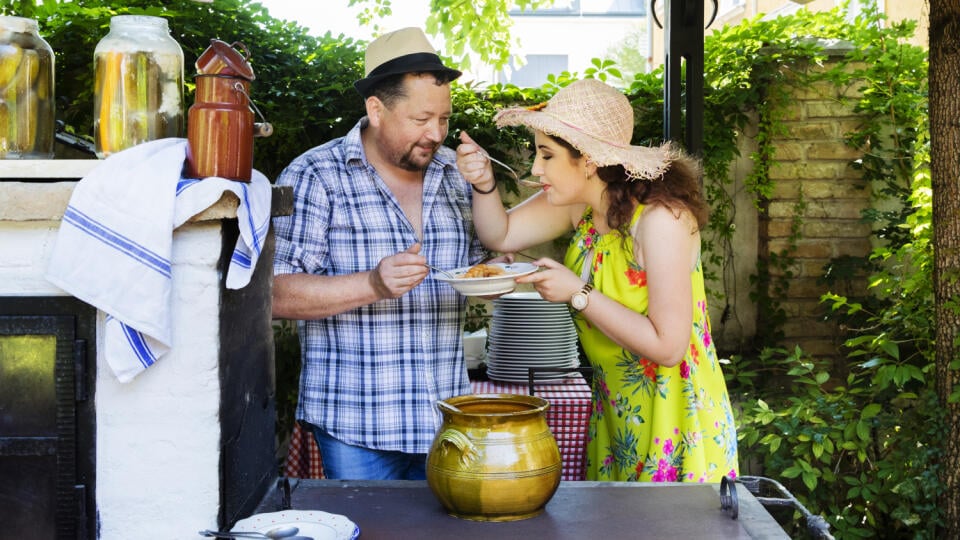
[354,27,461,97]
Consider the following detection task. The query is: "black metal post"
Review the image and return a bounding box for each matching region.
[662,0,706,156]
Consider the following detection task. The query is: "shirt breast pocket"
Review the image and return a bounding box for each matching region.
[326,202,388,273]
[426,197,473,251]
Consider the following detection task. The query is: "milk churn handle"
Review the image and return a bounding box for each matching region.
[230,41,252,61]
[232,82,267,123]
[232,81,273,137]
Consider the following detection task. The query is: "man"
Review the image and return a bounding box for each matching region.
[272,27,487,480]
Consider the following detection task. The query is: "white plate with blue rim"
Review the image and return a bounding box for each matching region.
[433,262,539,296]
[231,510,359,540]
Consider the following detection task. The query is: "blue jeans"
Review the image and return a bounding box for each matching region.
[309,424,427,480]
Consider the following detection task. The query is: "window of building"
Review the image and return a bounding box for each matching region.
[582,0,646,15]
[718,0,746,13]
[510,0,646,16]
[512,0,577,14]
[499,54,569,87]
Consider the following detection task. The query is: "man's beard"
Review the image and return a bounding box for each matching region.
[397,143,439,172]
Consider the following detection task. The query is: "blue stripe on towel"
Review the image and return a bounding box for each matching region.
[121,322,157,368]
[106,314,159,370]
[231,250,252,269]
[237,184,263,256]
[176,176,202,195]
[63,206,172,278]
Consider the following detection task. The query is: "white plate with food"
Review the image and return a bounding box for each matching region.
[231,510,359,540]
[433,262,539,296]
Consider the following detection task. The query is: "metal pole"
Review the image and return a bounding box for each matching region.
[661,0,706,156]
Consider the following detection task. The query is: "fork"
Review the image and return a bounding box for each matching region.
[426,264,458,279]
[477,150,541,189]
[198,529,303,539]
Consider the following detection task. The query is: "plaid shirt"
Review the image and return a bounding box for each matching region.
[273,119,486,454]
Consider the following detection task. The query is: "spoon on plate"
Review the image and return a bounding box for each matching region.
[199,526,300,539]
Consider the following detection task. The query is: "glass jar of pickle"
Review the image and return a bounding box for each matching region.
[93,15,184,158]
[0,16,55,159]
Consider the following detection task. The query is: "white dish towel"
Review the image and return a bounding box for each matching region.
[45,138,272,383]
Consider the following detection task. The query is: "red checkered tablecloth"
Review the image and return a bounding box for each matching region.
[284,375,593,481]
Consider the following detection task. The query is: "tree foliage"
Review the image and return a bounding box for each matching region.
[349,0,557,70]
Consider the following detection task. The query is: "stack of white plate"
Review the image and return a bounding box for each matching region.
[486,291,580,383]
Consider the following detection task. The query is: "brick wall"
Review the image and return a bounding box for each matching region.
[760,66,874,358]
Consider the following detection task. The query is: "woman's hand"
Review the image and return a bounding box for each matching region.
[456,131,496,192]
[515,258,585,304]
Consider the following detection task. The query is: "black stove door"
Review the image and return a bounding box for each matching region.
[1,298,95,540]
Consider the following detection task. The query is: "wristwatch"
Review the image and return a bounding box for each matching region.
[570,283,593,312]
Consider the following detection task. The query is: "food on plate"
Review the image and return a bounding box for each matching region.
[461,263,510,279]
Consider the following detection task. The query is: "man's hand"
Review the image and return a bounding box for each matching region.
[369,243,429,299]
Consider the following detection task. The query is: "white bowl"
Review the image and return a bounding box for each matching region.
[434,262,538,297]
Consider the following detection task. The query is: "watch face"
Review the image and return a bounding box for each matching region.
[571,293,588,311]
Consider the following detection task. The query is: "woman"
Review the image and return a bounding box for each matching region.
[457,79,738,483]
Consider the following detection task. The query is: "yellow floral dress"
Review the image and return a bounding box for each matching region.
[564,206,739,483]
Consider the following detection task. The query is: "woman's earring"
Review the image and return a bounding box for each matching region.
[584,159,597,180]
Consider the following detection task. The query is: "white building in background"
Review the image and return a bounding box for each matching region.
[647,0,928,75]
[474,0,651,88]
[482,0,927,88]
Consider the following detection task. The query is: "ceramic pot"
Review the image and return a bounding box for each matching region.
[426,393,561,521]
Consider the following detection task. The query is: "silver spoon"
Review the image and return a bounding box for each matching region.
[477,149,541,189]
[199,526,300,539]
[436,400,464,414]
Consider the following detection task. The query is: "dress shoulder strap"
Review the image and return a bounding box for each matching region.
[628,204,646,240]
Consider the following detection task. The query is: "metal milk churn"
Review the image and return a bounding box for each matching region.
[185,39,271,182]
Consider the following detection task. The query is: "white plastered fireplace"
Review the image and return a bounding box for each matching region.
[0,160,284,539]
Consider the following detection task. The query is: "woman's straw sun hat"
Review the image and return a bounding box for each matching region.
[494,79,672,180]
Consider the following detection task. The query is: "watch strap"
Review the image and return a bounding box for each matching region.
[571,282,593,311]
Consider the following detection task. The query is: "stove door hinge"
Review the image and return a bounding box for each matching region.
[73,484,88,539]
[74,339,88,402]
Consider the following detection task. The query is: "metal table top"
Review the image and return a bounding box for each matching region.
[253,479,789,539]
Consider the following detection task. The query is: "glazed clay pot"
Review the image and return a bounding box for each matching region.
[426,393,561,521]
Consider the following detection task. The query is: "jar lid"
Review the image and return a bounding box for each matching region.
[110,15,169,31]
[0,15,40,33]
[197,39,255,81]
